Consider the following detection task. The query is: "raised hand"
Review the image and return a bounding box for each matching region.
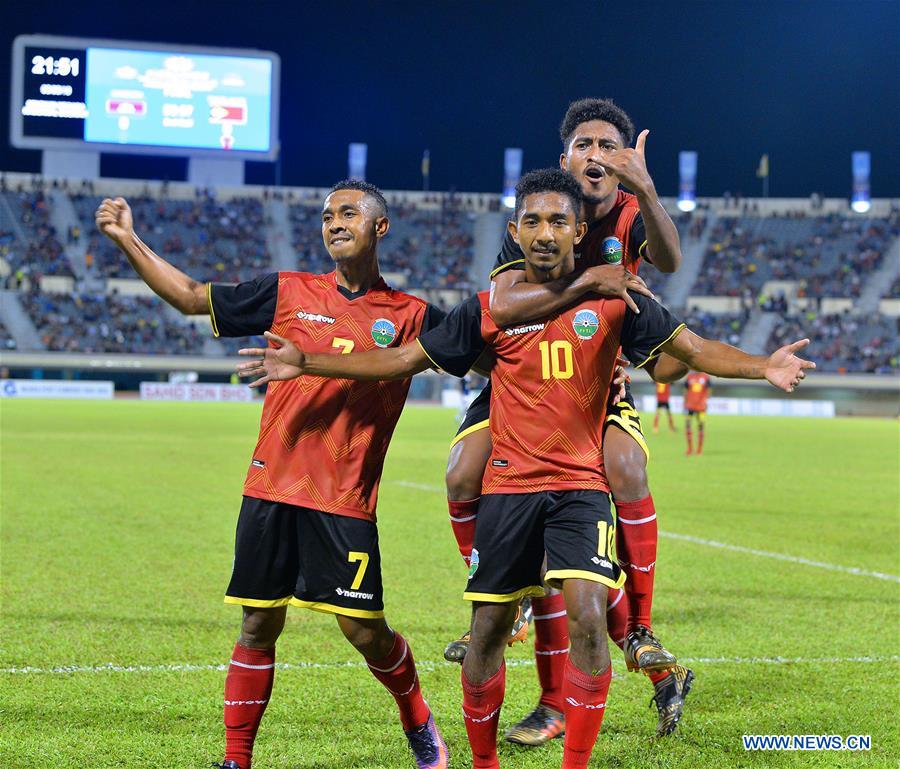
[595,129,653,196]
[237,331,307,387]
[765,338,816,392]
[583,263,655,313]
[95,197,134,245]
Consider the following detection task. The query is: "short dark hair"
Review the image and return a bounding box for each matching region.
[559,98,635,147]
[328,179,388,217]
[515,168,582,219]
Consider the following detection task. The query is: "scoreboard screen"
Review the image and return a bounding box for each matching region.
[10,35,280,160]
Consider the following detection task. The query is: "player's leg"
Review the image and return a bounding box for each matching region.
[666,403,676,432]
[294,507,447,768]
[697,410,706,454]
[543,491,621,769]
[220,498,297,769]
[653,405,661,432]
[603,402,674,669]
[462,493,547,768]
[685,410,694,454]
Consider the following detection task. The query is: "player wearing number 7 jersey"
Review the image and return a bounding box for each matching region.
[96,181,449,769]
[236,169,815,769]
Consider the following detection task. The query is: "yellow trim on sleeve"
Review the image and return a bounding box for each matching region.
[634,323,686,369]
[289,599,385,619]
[462,585,546,604]
[638,239,649,258]
[543,569,626,591]
[450,418,490,448]
[207,283,221,338]
[224,594,293,608]
[489,259,526,280]
[416,338,444,372]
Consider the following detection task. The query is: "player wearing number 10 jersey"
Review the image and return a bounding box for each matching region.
[235,170,815,768]
[96,181,449,769]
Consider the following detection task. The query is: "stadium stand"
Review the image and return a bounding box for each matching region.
[0,318,17,350]
[1,186,75,278]
[20,290,206,354]
[768,311,898,374]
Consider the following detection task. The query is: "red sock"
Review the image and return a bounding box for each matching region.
[532,593,569,712]
[449,498,479,566]
[615,495,658,633]
[561,661,612,769]
[461,662,505,769]
[365,631,430,731]
[647,668,669,684]
[685,426,693,453]
[606,587,628,649]
[697,427,705,454]
[224,643,276,769]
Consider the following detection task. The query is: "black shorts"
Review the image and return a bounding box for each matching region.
[463,490,624,603]
[687,409,707,418]
[452,383,491,447]
[225,496,384,618]
[604,381,649,461]
[657,401,671,410]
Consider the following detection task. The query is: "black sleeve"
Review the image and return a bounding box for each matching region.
[416,294,486,377]
[421,303,447,333]
[630,212,651,264]
[489,229,526,279]
[208,273,278,337]
[620,291,685,368]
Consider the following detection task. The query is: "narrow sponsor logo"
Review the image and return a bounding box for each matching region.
[224,698,269,706]
[565,697,606,710]
[335,587,375,600]
[491,459,509,468]
[505,322,545,337]
[296,310,336,324]
[251,459,266,468]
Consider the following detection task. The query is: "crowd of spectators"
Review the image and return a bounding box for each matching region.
[683,307,748,347]
[73,190,272,283]
[0,319,16,350]
[2,188,74,278]
[20,290,206,355]
[694,212,899,299]
[768,311,898,374]
[886,275,900,299]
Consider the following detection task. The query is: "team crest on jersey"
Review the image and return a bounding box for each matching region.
[371,318,397,348]
[468,548,480,579]
[601,236,623,265]
[573,309,600,340]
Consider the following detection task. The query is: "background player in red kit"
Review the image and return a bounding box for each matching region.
[96,182,449,769]
[235,169,815,769]
[445,98,691,740]
[654,382,676,433]
[684,371,712,455]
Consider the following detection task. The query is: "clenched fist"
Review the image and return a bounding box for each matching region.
[95,197,134,246]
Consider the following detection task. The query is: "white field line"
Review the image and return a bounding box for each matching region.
[2,655,898,676]
[389,481,900,583]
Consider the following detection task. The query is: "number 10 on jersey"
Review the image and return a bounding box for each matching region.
[539,340,574,380]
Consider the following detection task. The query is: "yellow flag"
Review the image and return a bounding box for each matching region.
[756,154,769,178]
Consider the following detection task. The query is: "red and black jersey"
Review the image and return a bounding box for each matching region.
[208,271,444,521]
[418,290,683,495]
[491,190,648,280]
[684,371,711,412]
[656,382,671,403]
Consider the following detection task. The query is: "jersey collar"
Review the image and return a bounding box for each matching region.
[330,272,389,301]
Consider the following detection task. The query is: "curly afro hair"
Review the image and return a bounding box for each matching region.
[559,98,635,148]
[514,168,583,218]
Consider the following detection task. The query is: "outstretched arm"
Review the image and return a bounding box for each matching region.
[490,263,653,327]
[649,352,690,383]
[237,332,432,386]
[95,197,207,315]
[657,329,815,392]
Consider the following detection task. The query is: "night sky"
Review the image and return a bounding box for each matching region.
[2,0,898,197]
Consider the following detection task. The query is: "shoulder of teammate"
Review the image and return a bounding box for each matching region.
[416,292,487,377]
[489,228,525,280]
[621,291,685,369]
[208,271,279,338]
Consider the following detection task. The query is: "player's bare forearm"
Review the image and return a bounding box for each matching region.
[663,329,766,379]
[645,352,690,383]
[489,269,594,327]
[118,233,208,315]
[636,186,682,273]
[303,343,431,381]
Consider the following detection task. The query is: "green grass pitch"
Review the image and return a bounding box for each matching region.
[1,400,898,768]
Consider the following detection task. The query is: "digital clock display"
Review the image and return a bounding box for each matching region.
[11,35,280,160]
